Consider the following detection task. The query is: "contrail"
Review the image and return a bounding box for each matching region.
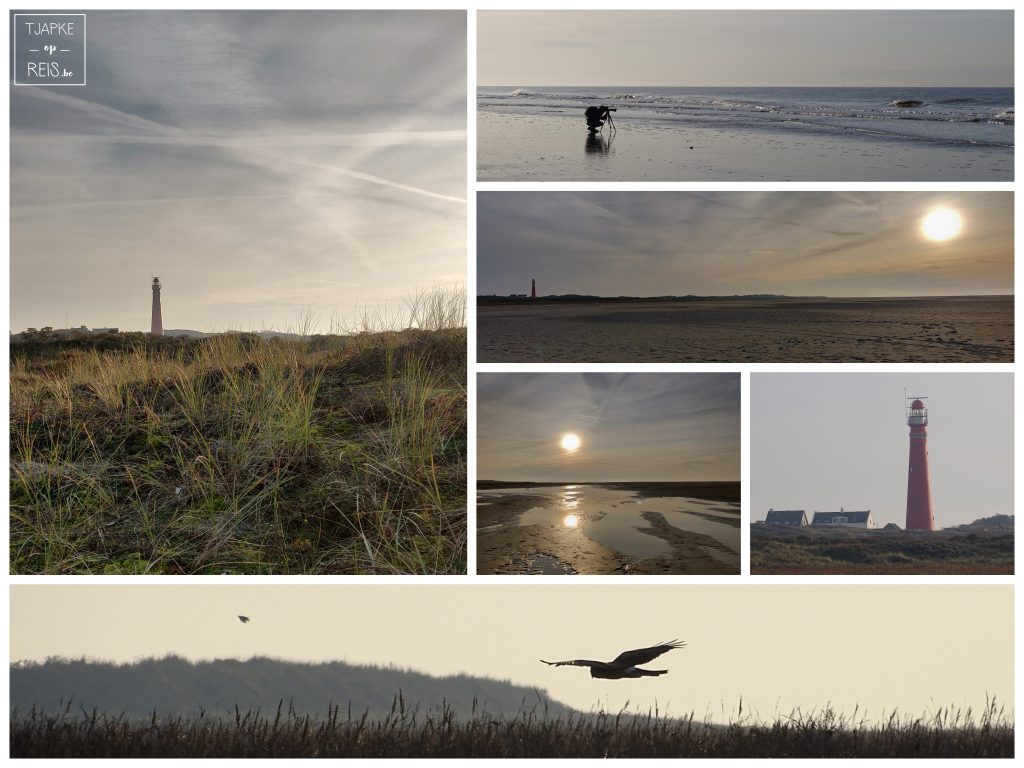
[245,148,467,206]
[15,88,467,206]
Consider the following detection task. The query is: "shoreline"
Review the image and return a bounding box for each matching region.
[477,109,1013,181]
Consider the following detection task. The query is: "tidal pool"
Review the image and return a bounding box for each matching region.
[478,485,740,561]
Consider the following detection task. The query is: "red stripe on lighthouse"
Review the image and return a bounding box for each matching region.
[905,398,934,531]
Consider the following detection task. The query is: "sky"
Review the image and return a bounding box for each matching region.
[10,584,1014,720]
[477,372,739,482]
[477,192,1013,298]
[751,373,1014,528]
[478,10,1013,87]
[10,11,466,333]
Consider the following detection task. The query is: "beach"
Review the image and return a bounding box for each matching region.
[477,484,740,575]
[477,86,1013,181]
[477,296,1013,363]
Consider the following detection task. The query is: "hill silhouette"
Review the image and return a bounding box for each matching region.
[11,656,573,720]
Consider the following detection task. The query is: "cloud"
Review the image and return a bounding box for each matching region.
[10,10,466,332]
[477,191,1012,298]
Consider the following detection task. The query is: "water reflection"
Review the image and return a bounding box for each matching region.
[585,132,614,154]
[485,485,740,563]
[560,490,579,511]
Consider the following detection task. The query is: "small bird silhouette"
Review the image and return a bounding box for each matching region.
[237,615,251,624]
[541,640,684,679]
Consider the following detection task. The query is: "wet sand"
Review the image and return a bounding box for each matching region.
[477,297,1013,363]
[477,485,740,575]
[477,110,1013,181]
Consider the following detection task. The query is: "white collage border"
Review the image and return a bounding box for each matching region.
[1,0,1020,764]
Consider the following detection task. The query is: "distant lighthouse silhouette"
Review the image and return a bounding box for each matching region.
[151,277,164,336]
[531,278,536,298]
[905,396,934,531]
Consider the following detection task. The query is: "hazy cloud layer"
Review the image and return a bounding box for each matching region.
[477,192,1012,298]
[479,10,1013,87]
[478,372,740,482]
[11,11,466,332]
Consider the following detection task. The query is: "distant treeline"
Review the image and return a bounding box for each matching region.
[10,656,570,722]
[477,294,811,305]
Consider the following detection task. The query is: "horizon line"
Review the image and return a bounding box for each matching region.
[479,83,1014,90]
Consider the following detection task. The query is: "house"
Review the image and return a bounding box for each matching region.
[764,509,808,526]
[811,509,876,529]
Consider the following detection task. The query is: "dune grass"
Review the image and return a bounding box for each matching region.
[10,293,466,574]
[10,698,1013,758]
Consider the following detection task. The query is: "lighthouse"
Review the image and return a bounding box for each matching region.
[531,278,536,299]
[151,277,164,336]
[905,397,934,531]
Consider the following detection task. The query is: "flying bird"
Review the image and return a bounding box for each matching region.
[237,615,251,623]
[541,640,685,679]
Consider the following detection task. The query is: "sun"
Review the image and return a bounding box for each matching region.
[560,433,581,452]
[921,207,963,242]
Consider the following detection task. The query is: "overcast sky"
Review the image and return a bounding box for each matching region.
[11,11,465,333]
[478,10,1013,87]
[478,372,739,482]
[477,192,1013,298]
[752,373,1014,528]
[11,584,1013,720]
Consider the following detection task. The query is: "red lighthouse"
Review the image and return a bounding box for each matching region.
[905,397,934,531]
[531,278,536,298]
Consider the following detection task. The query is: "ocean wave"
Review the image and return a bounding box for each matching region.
[479,88,1015,140]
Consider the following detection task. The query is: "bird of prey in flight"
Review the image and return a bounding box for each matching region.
[237,616,251,624]
[541,640,684,679]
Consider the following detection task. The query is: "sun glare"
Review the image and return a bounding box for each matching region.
[560,433,581,452]
[921,207,963,242]
[563,514,579,528]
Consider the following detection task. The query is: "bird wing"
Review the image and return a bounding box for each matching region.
[609,639,685,668]
[540,659,605,668]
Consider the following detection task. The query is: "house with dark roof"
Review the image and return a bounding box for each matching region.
[811,509,876,529]
[764,509,808,526]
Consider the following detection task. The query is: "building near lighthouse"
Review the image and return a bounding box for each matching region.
[151,277,164,336]
[905,396,935,531]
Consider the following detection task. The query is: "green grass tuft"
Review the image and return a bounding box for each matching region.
[11,319,466,574]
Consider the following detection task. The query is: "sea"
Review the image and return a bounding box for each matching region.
[478,86,1014,150]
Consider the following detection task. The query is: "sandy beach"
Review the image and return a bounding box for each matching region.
[477,484,740,575]
[477,296,1013,363]
[477,110,1012,181]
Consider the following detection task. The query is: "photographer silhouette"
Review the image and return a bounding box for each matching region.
[585,105,616,133]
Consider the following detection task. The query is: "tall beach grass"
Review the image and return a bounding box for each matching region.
[10,697,1012,758]
[10,288,466,574]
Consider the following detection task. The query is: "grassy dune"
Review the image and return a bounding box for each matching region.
[10,295,466,574]
[750,523,1014,575]
[10,700,1013,758]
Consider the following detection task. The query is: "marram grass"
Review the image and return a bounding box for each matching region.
[10,697,1013,758]
[10,299,466,574]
